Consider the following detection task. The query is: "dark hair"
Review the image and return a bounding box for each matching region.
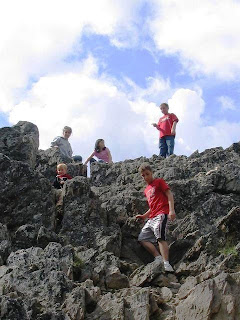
[160,103,169,108]
[95,139,106,153]
[139,162,152,173]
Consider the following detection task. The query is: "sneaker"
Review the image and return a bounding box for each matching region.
[154,256,163,263]
[164,262,174,272]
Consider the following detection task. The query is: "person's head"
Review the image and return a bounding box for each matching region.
[139,163,154,184]
[57,163,67,175]
[95,139,105,153]
[62,126,72,140]
[160,103,169,115]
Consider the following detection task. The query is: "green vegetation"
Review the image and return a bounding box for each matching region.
[73,254,85,270]
[219,240,238,257]
[72,254,85,281]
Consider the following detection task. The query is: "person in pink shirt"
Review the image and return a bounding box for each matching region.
[152,103,179,158]
[84,139,113,165]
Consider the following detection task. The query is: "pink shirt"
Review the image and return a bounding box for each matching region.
[158,113,179,138]
[144,178,170,218]
[93,147,110,162]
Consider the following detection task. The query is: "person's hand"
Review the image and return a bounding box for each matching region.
[171,128,176,135]
[60,180,65,185]
[135,214,144,220]
[152,123,158,128]
[168,211,176,221]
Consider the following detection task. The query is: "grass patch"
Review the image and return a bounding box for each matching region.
[72,254,85,281]
[73,254,85,270]
[219,240,238,257]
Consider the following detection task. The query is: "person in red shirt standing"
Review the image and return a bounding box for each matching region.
[136,163,176,272]
[152,103,179,158]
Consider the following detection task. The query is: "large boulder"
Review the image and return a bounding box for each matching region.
[0,153,55,232]
[59,177,121,257]
[36,147,87,183]
[0,121,39,168]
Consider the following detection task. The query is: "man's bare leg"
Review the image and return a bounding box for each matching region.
[140,241,161,257]
[158,240,169,261]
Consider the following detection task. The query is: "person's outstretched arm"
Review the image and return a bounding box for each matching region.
[135,209,150,220]
[84,152,95,165]
[165,189,176,221]
[152,123,160,130]
[107,148,113,163]
[51,137,60,148]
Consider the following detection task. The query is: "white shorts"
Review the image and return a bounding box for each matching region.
[138,214,168,243]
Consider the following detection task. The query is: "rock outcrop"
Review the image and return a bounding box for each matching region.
[0,121,239,319]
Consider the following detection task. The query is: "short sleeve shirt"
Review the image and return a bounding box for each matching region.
[144,178,170,218]
[158,113,179,138]
[93,147,110,162]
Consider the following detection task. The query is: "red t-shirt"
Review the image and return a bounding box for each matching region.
[144,178,170,218]
[158,113,179,138]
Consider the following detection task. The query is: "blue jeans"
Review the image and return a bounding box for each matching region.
[73,155,82,162]
[90,158,105,164]
[159,136,175,158]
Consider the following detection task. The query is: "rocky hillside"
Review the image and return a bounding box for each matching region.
[0,121,239,320]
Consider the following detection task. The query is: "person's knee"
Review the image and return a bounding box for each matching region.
[158,239,167,244]
[73,155,82,162]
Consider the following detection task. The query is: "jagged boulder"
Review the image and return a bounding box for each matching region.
[59,177,121,257]
[36,147,87,182]
[0,121,39,168]
[176,272,240,320]
[0,153,56,233]
[0,243,75,317]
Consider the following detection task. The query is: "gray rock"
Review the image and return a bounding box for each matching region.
[130,260,165,287]
[62,286,85,320]
[0,121,39,168]
[0,296,28,320]
[36,147,87,183]
[176,272,240,320]
[1,122,240,319]
[0,154,55,231]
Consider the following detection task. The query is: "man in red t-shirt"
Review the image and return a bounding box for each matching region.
[136,163,176,272]
[152,103,179,158]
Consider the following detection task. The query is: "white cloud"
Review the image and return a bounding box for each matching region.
[168,89,240,154]
[1,0,240,162]
[0,0,143,111]
[8,56,155,162]
[8,57,240,161]
[218,95,236,111]
[148,0,240,79]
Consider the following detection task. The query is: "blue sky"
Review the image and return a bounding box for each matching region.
[0,0,239,162]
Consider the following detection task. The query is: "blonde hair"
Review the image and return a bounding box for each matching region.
[139,162,152,173]
[57,163,68,172]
